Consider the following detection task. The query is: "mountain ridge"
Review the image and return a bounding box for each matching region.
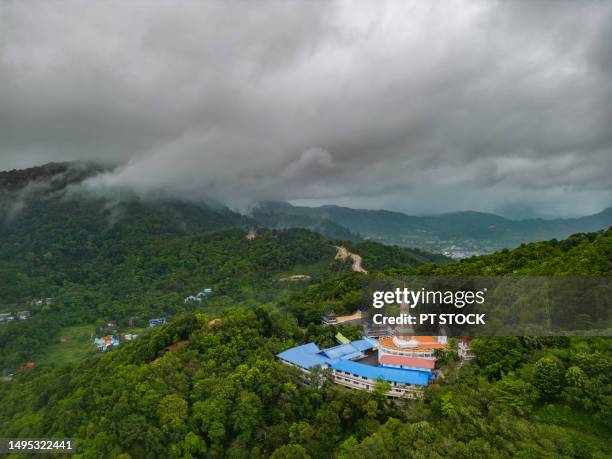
[2,162,610,257]
[253,200,612,256]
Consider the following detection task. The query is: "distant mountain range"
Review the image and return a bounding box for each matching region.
[2,162,610,258]
[252,201,612,257]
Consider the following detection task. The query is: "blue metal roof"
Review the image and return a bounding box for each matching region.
[321,339,374,359]
[277,343,331,369]
[330,359,432,386]
[350,339,375,352]
[322,343,364,360]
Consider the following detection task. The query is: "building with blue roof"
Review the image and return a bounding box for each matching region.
[276,338,435,398]
[276,343,332,370]
[350,339,375,352]
[321,343,364,361]
[149,317,167,327]
[331,359,433,386]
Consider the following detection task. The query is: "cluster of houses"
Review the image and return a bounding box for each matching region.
[277,334,473,399]
[93,332,142,352]
[0,310,30,323]
[184,287,213,304]
[3,362,36,381]
[31,297,53,307]
[0,297,52,325]
[93,317,168,352]
[94,335,120,352]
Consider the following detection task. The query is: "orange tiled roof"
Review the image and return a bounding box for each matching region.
[379,336,446,351]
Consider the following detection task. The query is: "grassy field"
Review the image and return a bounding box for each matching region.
[39,324,98,365]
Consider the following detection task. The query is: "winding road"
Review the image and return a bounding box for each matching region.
[335,246,367,274]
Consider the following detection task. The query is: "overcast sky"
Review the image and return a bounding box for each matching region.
[1,1,611,217]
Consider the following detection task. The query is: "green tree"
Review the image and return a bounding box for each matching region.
[441,392,455,416]
[491,373,537,414]
[533,357,565,400]
[158,394,188,432]
[270,444,311,459]
[565,365,587,388]
[372,380,391,403]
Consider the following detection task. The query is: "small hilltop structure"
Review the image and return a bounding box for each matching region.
[184,287,213,304]
[322,309,364,326]
[245,226,260,240]
[148,317,167,327]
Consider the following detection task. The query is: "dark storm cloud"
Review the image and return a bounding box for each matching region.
[0,0,611,216]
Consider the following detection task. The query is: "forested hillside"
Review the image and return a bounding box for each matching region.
[250,202,363,242]
[0,163,316,368]
[346,240,449,272]
[411,230,612,276]
[0,163,448,371]
[0,226,344,369]
[285,229,612,325]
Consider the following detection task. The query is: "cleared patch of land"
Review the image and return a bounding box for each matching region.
[39,324,98,365]
[278,274,312,282]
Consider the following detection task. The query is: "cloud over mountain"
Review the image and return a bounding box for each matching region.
[1,0,611,216]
